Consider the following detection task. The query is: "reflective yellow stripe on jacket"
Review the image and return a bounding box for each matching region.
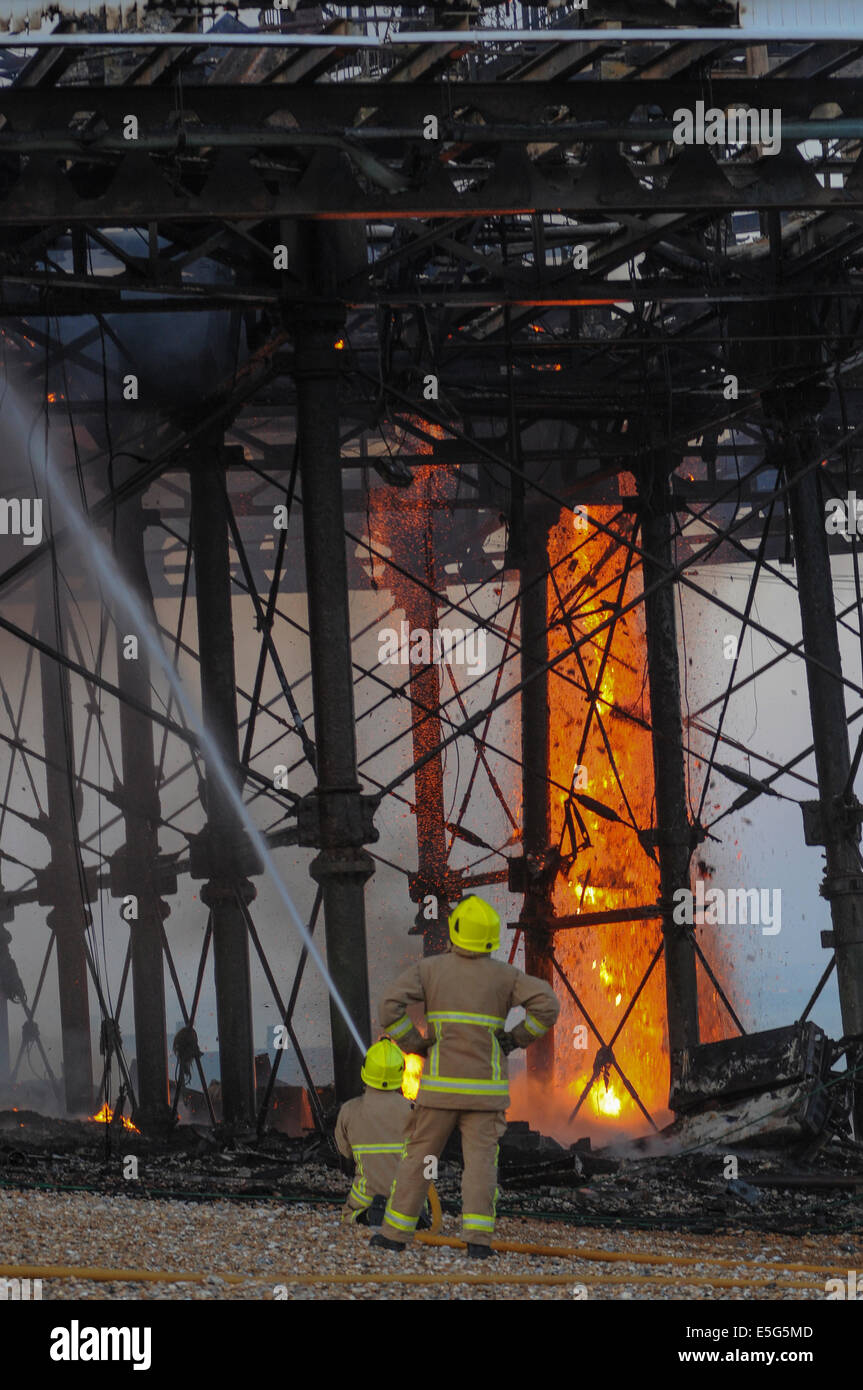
[426,1011,506,1028]
[523,1011,549,1038]
[419,1075,510,1096]
[421,1011,509,1098]
[352,1143,407,1156]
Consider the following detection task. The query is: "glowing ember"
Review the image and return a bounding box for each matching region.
[89,1102,140,1134]
[401,1054,424,1101]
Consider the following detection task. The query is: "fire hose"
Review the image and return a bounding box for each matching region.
[0,1262,839,1291]
[1,1228,852,1291]
[414,1232,852,1277]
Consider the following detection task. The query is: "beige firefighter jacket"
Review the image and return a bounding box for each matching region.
[379,946,560,1111]
[334,1087,413,1209]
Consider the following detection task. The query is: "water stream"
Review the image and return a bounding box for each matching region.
[13,392,368,1060]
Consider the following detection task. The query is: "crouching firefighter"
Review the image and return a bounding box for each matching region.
[335,1039,412,1226]
[370,894,560,1258]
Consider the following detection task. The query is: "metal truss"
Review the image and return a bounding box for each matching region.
[1,24,863,1134]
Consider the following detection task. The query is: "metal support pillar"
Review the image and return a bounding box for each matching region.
[404,553,451,956]
[0,899,14,1086]
[295,312,374,1104]
[112,482,172,1131]
[786,421,863,1130]
[638,461,700,1095]
[518,509,555,1084]
[190,446,257,1129]
[37,578,94,1115]
[0,991,8,1086]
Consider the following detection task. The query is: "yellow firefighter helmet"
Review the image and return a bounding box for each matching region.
[448,895,501,954]
[361,1039,406,1090]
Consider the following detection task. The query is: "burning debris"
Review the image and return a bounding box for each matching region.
[670,1022,856,1150]
[3,1104,861,1242]
[89,1103,140,1135]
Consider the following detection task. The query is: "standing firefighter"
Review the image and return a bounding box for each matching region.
[370,895,560,1258]
[335,1039,412,1225]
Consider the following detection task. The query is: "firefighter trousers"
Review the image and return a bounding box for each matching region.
[382,1106,507,1246]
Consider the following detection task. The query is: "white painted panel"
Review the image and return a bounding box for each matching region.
[740,0,863,28]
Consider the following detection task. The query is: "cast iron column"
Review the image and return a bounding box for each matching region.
[112,483,172,1130]
[295,312,374,1103]
[518,509,555,1083]
[37,579,94,1114]
[0,990,8,1085]
[638,460,700,1094]
[190,448,257,1129]
[786,421,863,1129]
[404,565,451,957]
[0,897,11,1087]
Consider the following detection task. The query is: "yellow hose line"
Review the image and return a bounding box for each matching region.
[265,1273,827,1290]
[415,1232,850,1276]
[0,1263,830,1291]
[0,1264,244,1286]
[427,1182,443,1235]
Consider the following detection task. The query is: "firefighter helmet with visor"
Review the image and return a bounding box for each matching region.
[448,895,501,954]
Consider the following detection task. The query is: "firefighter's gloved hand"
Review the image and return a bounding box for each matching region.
[495,1029,519,1056]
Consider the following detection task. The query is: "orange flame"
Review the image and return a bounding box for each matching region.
[89,1102,140,1134]
[401,1054,424,1101]
[547,500,732,1132]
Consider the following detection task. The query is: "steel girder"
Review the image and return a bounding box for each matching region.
[0,79,863,222]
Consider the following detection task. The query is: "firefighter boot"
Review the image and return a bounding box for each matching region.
[466,1244,495,1259]
[366,1195,388,1228]
[370,1234,405,1252]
